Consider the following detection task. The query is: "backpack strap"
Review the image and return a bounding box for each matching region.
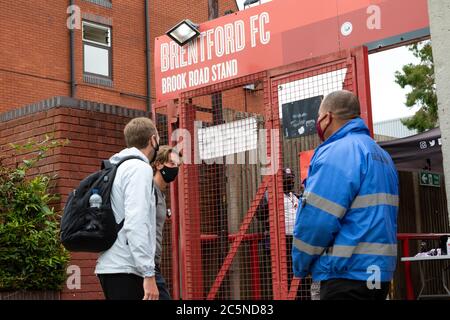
[101,160,113,170]
[153,184,158,205]
[116,219,125,232]
[101,155,145,170]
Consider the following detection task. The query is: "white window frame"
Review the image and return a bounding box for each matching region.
[82,21,111,47]
[82,21,112,79]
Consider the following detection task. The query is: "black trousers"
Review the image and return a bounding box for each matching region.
[320,278,390,300]
[98,270,171,300]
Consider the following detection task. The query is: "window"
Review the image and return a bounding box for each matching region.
[82,0,112,9]
[83,21,111,78]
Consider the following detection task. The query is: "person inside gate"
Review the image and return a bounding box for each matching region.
[151,145,182,300]
[292,90,399,300]
[283,169,320,300]
[283,168,299,284]
[256,168,319,299]
[255,168,299,235]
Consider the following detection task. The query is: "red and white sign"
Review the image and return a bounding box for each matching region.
[155,0,430,102]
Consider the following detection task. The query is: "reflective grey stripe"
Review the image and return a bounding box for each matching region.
[329,243,398,258]
[305,192,346,218]
[328,245,355,258]
[351,193,399,209]
[293,238,326,256]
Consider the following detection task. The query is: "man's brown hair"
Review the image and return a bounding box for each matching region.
[123,117,158,149]
[152,146,182,171]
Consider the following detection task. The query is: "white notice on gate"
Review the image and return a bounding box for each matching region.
[198,117,258,160]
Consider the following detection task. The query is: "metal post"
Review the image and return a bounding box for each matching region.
[353,46,374,135]
[179,98,203,299]
[402,239,415,300]
[168,104,181,300]
[250,239,261,300]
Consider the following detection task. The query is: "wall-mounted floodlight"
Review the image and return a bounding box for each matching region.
[166,19,200,46]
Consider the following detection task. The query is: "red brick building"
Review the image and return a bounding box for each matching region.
[0,0,238,300]
[0,0,239,113]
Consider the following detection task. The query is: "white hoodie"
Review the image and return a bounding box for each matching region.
[95,147,156,278]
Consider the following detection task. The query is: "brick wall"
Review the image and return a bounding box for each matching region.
[0,97,148,300]
[0,1,71,112]
[0,0,238,114]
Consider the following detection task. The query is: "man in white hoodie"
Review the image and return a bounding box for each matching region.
[95,117,160,300]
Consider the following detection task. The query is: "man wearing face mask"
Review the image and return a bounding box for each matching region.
[292,90,399,300]
[283,168,298,238]
[151,146,182,300]
[96,117,160,300]
[283,168,299,287]
[283,169,320,300]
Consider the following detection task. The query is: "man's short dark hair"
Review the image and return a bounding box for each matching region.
[320,90,361,120]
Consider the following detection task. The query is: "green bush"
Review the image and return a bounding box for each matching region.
[0,136,70,291]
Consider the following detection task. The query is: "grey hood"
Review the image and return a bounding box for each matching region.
[109,147,150,165]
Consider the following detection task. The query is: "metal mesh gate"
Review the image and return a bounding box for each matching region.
[177,72,277,300]
[160,47,372,300]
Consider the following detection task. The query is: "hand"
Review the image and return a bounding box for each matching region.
[143,276,159,300]
[289,193,299,209]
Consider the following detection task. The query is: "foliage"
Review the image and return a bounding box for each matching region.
[395,41,438,133]
[0,135,70,291]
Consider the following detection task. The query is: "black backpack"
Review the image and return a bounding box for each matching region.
[60,156,144,252]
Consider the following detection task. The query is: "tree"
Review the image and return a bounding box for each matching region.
[395,41,438,133]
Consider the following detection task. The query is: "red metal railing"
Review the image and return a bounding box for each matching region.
[199,232,264,300]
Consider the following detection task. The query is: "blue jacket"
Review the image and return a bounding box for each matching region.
[292,118,399,282]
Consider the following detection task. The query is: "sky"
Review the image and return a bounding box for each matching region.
[368,46,421,123]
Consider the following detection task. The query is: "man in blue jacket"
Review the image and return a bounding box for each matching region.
[292,90,399,300]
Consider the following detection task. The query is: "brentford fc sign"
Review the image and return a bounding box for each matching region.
[154,0,430,102]
[158,12,270,97]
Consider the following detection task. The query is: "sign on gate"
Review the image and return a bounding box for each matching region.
[198,117,258,160]
[155,0,430,101]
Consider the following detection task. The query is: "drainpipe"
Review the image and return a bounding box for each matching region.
[69,0,76,98]
[145,0,152,114]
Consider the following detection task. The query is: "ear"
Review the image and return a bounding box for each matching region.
[325,112,333,124]
[150,135,156,147]
[147,135,154,149]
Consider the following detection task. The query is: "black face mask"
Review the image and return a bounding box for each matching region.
[150,141,159,163]
[283,180,295,194]
[288,182,295,192]
[160,166,179,183]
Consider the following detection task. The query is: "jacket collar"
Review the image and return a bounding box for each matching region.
[318,118,370,149]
